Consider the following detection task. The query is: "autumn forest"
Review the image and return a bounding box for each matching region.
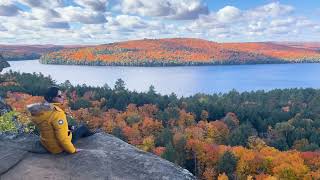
[1,71,320,179]
[40,38,320,66]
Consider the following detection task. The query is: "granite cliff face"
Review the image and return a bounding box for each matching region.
[0,133,195,180]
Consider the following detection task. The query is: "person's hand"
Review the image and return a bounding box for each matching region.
[76,148,83,153]
[68,125,75,131]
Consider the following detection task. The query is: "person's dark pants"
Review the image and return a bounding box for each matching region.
[30,140,48,154]
[71,125,94,144]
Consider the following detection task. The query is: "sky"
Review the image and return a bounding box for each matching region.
[0,0,319,44]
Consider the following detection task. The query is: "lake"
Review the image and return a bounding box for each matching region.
[4,60,320,97]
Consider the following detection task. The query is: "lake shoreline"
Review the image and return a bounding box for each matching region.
[39,59,320,67]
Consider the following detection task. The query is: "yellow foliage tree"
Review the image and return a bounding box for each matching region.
[217,173,229,180]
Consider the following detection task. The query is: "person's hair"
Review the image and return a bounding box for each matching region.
[44,86,60,103]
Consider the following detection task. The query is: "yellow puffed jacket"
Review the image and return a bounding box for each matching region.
[27,102,76,154]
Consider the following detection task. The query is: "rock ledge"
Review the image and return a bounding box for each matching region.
[0,133,195,180]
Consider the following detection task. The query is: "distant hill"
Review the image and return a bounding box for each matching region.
[0,45,85,61]
[40,38,320,66]
[223,42,320,61]
[274,42,320,51]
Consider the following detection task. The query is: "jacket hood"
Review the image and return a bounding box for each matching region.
[27,102,65,125]
[27,102,53,116]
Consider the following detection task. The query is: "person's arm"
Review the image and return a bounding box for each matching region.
[51,112,76,154]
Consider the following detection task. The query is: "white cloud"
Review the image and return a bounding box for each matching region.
[169,0,209,20]
[56,6,107,24]
[44,21,70,29]
[248,2,294,19]
[104,15,165,36]
[0,1,318,44]
[267,26,291,35]
[216,6,241,23]
[0,0,13,5]
[121,0,173,17]
[296,18,315,27]
[120,0,208,20]
[0,4,21,16]
[270,18,296,27]
[18,0,65,9]
[73,0,108,12]
[1,16,42,31]
[185,2,319,42]
[248,21,266,32]
[0,24,7,31]
[113,15,147,29]
[78,24,105,36]
[23,8,61,20]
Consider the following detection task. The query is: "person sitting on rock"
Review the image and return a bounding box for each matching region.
[27,86,94,154]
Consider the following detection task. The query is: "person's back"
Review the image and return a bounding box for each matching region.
[27,102,76,154]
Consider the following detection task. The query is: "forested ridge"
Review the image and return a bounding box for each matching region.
[0,45,85,61]
[1,38,320,66]
[41,38,320,66]
[1,71,320,179]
